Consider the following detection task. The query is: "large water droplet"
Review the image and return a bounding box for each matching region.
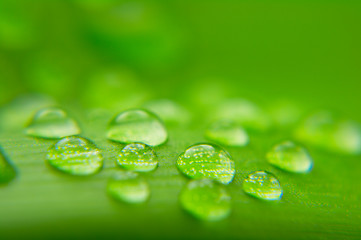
[107,171,150,204]
[243,171,282,200]
[180,179,231,221]
[46,136,103,176]
[107,109,168,146]
[205,120,249,147]
[0,149,16,184]
[267,141,313,173]
[143,99,191,126]
[295,111,361,155]
[213,99,271,132]
[177,144,235,184]
[116,143,158,172]
[26,107,81,139]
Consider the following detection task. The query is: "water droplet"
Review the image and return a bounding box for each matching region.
[180,179,231,221]
[143,99,191,125]
[107,171,150,204]
[46,136,103,176]
[116,143,158,172]
[107,109,168,146]
[177,144,235,184]
[267,141,313,173]
[213,99,271,132]
[0,149,16,184]
[205,120,249,147]
[26,107,81,139]
[295,111,361,155]
[243,171,282,200]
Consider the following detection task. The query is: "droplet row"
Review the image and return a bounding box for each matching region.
[4,98,359,224]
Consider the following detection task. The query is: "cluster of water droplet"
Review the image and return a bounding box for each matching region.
[35,108,164,204]
[1,96,360,222]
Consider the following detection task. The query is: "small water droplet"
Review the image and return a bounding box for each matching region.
[213,99,271,132]
[205,120,249,147]
[107,171,150,204]
[143,99,191,126]
[26,107,81,139]
[107,109,168,146]
[267,141,313,173]
[243,171,282,200]
[295,111,361,155]
[177,143,235,184]
[46,136,103,176]
[117,143,158,172]
[180,179,231,221]
[0,149,17,184]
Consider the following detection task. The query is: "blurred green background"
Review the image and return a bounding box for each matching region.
[0,0,361,239]
[1,0,361,115]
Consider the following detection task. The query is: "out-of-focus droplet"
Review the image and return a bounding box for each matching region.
[267,141,313,173]
[180,179,231,221]
[107,171,150,204]
[177,143,235,184]
[213,99,271,132]
[143,99,191,126]
[47,136,103,176]
[107,109,168,146]
[26,107,80,139]
[205,120,249,147]
[295,111,361,155]
[243,171,282,200]
[0,94,55,131]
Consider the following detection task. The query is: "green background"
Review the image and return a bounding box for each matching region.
[0,0,360,239]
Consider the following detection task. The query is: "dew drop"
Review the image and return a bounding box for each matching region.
[205,120,249,147]
[267,141,313,173]
[295,111,361,155]
[116,143,158,172]
[0,149,16,184]
[46,136,103,176]
[243,171,282,200]
[180,179,231,221]
[213,99,271,132]
[143,99,191,126]
[177,143,235,184]
[107,109,168,146]
[26,107,81,139]
[107,171,150,204]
